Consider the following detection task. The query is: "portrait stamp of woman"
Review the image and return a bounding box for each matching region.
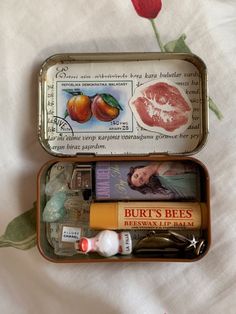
[95,161,200,201]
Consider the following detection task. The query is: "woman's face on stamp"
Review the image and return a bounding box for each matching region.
[131,167,150,187]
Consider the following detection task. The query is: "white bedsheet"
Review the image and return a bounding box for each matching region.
[0,0,236,313]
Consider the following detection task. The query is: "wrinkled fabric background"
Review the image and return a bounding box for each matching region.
[0,0,236,313]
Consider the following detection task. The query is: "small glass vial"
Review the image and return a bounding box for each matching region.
[53,191,95,256]
[70,165,92,191]
[64,194,90,222]
[54,220,96,256]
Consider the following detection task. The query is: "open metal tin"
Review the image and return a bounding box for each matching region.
[37,52,210,263]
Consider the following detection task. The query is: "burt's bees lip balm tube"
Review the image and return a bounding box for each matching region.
[90,202,205,230]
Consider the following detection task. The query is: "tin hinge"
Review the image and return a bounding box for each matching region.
[148,152,170,158]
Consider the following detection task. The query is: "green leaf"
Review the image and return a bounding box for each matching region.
[64,109,69,119]
[0,202,37,250]
[163,34,223,120]
[0,235,36,250]
[164,34,192,53]
[100,94,123,110]
[209,97,223,120]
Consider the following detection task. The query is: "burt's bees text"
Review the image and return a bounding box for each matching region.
[122,207,196,228]
[117,202,202,230]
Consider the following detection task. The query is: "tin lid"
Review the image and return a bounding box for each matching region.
[38,52,208,157]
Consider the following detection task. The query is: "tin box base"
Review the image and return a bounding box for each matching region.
[37,156,210,263]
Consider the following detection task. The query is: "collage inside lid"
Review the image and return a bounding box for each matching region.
[39,55,207,156]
